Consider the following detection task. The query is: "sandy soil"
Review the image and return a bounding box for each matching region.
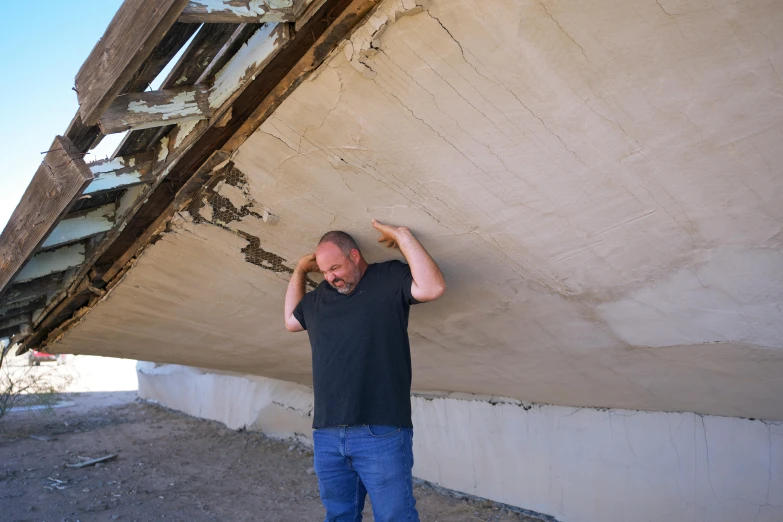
[1,356,541,522]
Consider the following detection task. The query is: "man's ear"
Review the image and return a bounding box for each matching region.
[350,249,361,263]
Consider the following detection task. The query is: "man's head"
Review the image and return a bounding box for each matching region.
[316,231,368,294]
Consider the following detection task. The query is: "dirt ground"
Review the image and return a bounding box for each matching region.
[1,357,541,522]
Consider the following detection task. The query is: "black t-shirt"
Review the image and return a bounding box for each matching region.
[293,260,419,429]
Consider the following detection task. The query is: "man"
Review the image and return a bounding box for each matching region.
[284,219,446,522]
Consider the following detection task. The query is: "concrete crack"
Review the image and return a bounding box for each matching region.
[656,0,675,17]
[700,415,718,500]
[766,422,772,506]
[535,0,590,63]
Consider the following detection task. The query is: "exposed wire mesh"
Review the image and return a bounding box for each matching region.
[192,164,316,288]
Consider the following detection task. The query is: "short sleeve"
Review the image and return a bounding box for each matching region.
[293,299,307,330]
[389,260,421,305]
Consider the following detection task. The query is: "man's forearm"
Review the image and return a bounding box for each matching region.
[395,228,446,302]
[284,268,308,331]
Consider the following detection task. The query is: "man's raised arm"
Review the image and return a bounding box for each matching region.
[284,253,317,332]
[372,219,446,302]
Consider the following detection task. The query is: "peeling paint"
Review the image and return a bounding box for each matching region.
[210,23,283,108]
[15,244,86,283]
[217,181,249,209]
[127,90,204,120]
[189,0,267,17]
[157,136,170,163]
[85,172,144,194]
[173,118,201,149]
[198,199,214,222]
[267,0,294,8]
[89,158,130,174]
[41,204,116,249]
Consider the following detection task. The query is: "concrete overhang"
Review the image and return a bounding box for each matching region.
[2,0,782,421]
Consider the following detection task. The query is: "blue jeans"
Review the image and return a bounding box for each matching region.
[313,425,420,522]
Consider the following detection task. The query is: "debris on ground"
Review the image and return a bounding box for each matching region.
[1,398,541,521]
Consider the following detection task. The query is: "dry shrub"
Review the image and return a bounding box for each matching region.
[0,341,73,423]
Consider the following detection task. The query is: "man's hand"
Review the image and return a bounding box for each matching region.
[373,219,408,249]
[297,253,319,273]
[371,219,446,302]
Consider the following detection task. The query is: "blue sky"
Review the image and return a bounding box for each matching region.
[0,2,125,230]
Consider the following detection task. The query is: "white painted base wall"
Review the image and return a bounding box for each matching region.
[137,363,783,522]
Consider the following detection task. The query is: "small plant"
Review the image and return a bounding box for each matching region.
[0,341,73,423]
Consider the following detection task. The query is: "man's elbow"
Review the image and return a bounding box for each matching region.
[417,282,446,302]
[284,317,304,332]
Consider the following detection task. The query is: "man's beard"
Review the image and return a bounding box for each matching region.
[329,265,362,294]
[332,279,354,294]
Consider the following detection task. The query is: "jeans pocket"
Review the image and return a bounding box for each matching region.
[366,425,401,437]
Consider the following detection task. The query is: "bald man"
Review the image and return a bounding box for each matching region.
[284,220,446,522]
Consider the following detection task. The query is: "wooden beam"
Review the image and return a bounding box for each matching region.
[74,0,191,126]
[39,204,116,251]
[14,244,86,284]
[1,273,65,308]
[114,24,244,158]
[208,23,292,112]
[98,85,213,134]
[122,22,201,94]
[163,23,239,88]
[0,314,31,331]
[85,152,155,195]
[195,23,261,85]
[0,136,93,298]
[179,0,303,23]
[0,297,46,320]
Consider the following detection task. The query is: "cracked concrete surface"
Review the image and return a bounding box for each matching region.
[56,0,783,420]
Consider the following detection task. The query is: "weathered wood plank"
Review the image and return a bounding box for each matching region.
[0,136,93,298]
[64,113,103,152]
[208,23,292,111]
[0,297,46,321]
[14,244,86,284]
[0,314,31,331]
[74,0,191,126]
[101,21,289,136]
[179,0,300,23]
[114,24,244,157]
[294,0,325,31]
[1,273,65,308]
[69,23,199,157]
[85,152,155,194]
[195,23,261,85]
[99,85,214,134]
[163,23,238,87]
[121,22,200,93]
[39,204,116,251]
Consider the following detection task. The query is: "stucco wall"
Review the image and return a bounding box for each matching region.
[138,363,783,522]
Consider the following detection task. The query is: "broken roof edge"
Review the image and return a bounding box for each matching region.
[4,0,382,357]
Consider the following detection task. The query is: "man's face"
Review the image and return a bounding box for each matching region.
[316,242,363,294]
